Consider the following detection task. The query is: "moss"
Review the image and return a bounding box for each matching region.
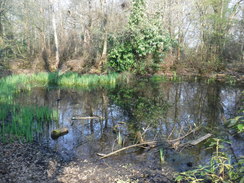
[51,128,69,139]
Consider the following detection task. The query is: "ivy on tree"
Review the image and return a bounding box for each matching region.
[108,0,174,73]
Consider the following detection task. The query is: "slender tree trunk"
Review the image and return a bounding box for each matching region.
[83,0,92,59]
[0,18,3,37]
[167,0,172,37]
[98,0,108,68]
[102,91,108,128]
[52,10,59,69]
[50,0,60,70]
[99,31,107,66]
[0,0,6,37]
[241,9,244,62]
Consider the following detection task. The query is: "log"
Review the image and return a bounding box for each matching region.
[71,116,104,120]
[97,141,156,159]
[216,74,226,78]
[51,128,69,139]
[190,133,212,146]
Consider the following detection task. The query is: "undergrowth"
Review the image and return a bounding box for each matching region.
[175,138,244,183]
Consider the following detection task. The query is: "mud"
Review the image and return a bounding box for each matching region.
[0,142,175,183]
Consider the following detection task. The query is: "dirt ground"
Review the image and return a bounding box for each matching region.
[0,142,175,183]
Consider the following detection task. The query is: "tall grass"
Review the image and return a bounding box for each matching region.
[0,103,57,143]
[0,72,120,90]
[0,72,123,142]
[58,72,119,88]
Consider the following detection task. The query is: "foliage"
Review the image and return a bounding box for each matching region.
[175,138,243,183]
[1,0,243,74]
[108,0,174,73]
[227,115,244,133]
[0,37,29,61]
[108,44,135,72]
[227,94,244,133]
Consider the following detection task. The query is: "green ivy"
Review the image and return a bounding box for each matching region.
[108,44,135,72]
[108,0,174,73]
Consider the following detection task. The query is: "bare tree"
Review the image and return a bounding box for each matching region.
[49,0,60,70]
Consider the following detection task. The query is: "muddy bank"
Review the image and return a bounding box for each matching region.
[0,142,175,183]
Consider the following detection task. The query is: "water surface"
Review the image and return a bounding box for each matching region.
[4,80,244,171]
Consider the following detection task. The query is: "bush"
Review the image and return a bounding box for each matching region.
[176,138,243,183]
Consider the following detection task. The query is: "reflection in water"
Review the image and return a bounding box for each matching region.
[13,81,244,170]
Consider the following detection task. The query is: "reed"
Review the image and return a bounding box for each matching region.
[0,72,121,90]
[58,72,119,88]
[0,103,57,142]
[159,148,165,163]
[118,131,123,146]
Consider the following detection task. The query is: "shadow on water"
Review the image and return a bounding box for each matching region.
[0,75,243,181]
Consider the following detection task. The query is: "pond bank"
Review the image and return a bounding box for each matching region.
[0,141,175,183]
[1,58,244,83]
[1,70,243,86]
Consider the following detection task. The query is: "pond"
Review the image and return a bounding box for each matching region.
[1,77,243,173]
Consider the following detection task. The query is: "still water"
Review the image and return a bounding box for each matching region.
[8,80,244,171]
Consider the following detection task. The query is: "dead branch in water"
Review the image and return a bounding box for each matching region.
[97,141,156,159]
[72,116,104,120]
[167,126,201,143]
[189,133,212,145]
[166,126,201,150]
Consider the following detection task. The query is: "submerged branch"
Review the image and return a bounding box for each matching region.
[189,133,212,145]
[72,116,104,120]
[97,141,156,159]
[167,126,201,143]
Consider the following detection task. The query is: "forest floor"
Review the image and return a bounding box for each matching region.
[0,141,175,183]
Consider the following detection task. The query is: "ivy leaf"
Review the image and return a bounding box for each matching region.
[237,124,244,133]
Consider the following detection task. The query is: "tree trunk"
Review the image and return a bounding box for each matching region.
[0,18,3,37]
[99,31,108,66]
[0,0,6,37]
[50,0,60,70]
[241,9,244,62]
[102,91,108,128]
[83,0,92,59]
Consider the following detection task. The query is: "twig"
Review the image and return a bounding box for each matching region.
[142,125,151,136]
[97,141,156,159]
[167,125,176,140]
[167,126,200,143]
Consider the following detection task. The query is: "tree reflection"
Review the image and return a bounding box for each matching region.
[109,81,170,140]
